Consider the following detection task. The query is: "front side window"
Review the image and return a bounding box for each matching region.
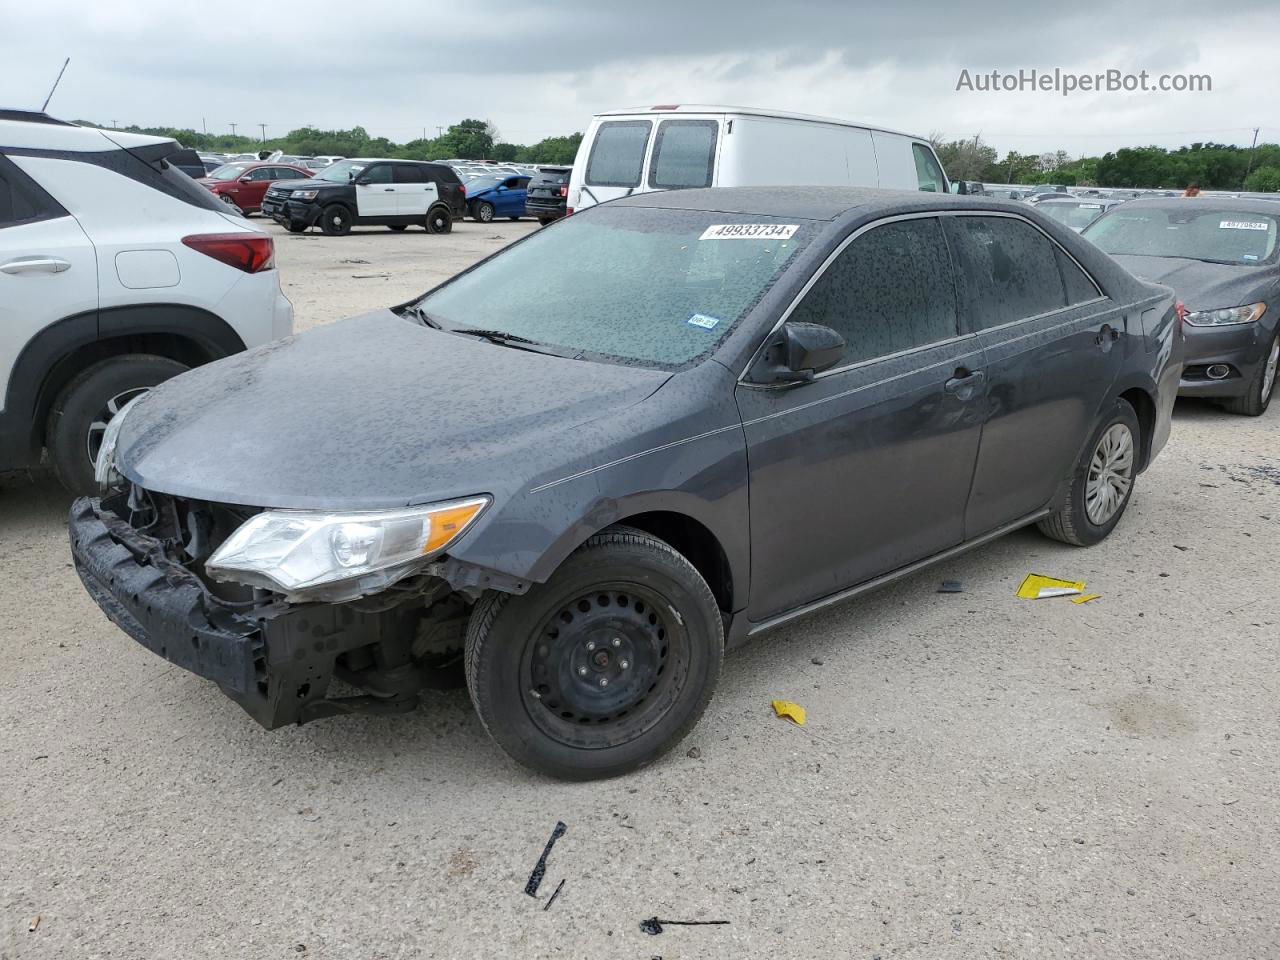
[649,120,718,189]
[418,207,812,369]
[1085,206,1279,265]
[945,216,1067,329]
[585,120,652,188]
[788,217,959,366]
[912,143,946,193]
[359,164,392,185]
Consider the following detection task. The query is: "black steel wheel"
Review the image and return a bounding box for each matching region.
[426,206,452,234]
[320,204,352,236]
[465,526,723,780]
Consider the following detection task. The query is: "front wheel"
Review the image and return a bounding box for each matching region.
[1221,332,1279,416]
[46,354,188,495]
[472,201,495,223]
[426,206,452,234]
[1037,398,1140,546]
[319,204,352,236]
[465,526,723,780]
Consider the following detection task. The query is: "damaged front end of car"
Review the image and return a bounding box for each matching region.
[69,484,525,729]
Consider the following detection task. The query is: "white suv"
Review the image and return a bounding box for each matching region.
[0,110,293,492]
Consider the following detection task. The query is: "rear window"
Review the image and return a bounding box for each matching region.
[585,120,652,188]
[1040,202,1107,230]
[912,143,946,193]
[649,119,718,189]
[534,167,571,185]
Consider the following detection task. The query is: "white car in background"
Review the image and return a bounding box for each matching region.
[0,109,293,492]
[567,104,952,213]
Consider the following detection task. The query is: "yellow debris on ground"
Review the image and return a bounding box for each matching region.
[771,700,807,726]
[1016,574,1086,599]
[1071,594,1101,604]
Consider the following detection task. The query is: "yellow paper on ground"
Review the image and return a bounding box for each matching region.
[771,700,807,726]
[1016,574,1086,599]
[1071,594,1101,605]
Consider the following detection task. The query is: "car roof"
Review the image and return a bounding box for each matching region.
[609,185,1031,221]
[346,157,447,166]
[1110,196,1280,214]
[0,114,174,152]
[595,104,923,140]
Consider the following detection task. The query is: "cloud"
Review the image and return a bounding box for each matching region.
[1,0,1272,155]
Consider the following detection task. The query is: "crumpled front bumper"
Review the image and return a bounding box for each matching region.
[68,497,369,729]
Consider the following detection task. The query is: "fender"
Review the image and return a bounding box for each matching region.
[0,303,246,471]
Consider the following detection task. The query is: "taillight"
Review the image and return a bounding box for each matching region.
[182,233,275,273]
[565,207,574,216]
[558,185,568,197]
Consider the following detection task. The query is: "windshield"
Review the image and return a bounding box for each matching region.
[207,163,249,181]
[1041,202,1107,230]
[314,159,368,182]
[418,206,812,368]
[1086,205,1279,264]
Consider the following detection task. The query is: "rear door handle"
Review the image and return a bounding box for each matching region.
[384,188,395,192]
[0,256,71,274]
[944,368,985,399]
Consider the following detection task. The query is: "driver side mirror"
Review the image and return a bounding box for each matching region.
[750,321,846,384]
[951,180,968,195]
[239,175,253,183]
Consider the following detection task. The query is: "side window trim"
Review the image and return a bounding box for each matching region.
[739,211,972,383]
[0,154,70,229]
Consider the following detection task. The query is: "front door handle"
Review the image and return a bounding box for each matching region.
[944,368,985,400]
[1,256,71,274]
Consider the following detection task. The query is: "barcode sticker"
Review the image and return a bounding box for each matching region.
[700,224,798,240]
[1219,220,1269,231]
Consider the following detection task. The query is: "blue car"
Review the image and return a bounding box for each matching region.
[465,174,531,222]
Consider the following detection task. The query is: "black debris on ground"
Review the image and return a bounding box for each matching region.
[524,821,567,898]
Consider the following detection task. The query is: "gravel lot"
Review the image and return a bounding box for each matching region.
[3,217,1278,960]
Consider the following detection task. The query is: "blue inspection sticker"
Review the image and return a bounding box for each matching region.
[687,313,722,330]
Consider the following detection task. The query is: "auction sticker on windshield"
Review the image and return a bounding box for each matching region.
[1220,221,1269,231]
[687,313,722,330]
[700,224,798,240]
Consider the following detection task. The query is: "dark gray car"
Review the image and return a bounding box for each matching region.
[69,187,1181,779]
[1085,197,1280,415]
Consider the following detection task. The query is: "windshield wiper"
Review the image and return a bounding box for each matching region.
[454,327,586,360]
[402,304,444,329]
[456,328,538,345]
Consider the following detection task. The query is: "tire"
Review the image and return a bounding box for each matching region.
[388,224,408,232]
[465,525,723,780]
[285,221,308,234]
[319,204,353,236]
[1221,332,1279,416]
[473,201,495,223]
[1037,398,1140,546]
[426,206,452,234]
[538,219,553,227]
[46,354,188,495]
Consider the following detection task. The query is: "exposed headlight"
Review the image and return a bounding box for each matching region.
[93,394,146,489]
[1183,302,1266,327]
[290,189,319,201]
[206,497,489,600]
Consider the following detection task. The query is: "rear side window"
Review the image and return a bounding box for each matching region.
[394,164,427,184]
[0,156,66,227]
[1057,248,1102,304]
[945,216,1067,329]
[789,217,959,366]
[912,143,946,193]
[649,120,718,189]
[586,120,652,187]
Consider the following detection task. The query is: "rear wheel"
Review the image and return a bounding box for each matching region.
[46,354,188,495]
[465,526,723,780]
[1037,398,1140,546]
[1221,332,1279,416]
[473,201,495,223]
[426,206,452,234]
[319,204,352,236]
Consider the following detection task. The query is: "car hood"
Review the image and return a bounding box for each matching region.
[1108,254,1276,311]
[117,310,671,509]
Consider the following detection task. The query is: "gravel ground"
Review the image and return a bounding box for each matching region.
[2,217,1278,960]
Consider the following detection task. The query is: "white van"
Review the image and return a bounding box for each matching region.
[567,104,951,213]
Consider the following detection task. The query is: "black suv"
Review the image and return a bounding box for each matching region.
[261,158,466,235]
[525,165,571,224]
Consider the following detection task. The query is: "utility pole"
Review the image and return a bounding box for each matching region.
[202,117,206,134]
[1243,127,1261,189]
[258,123,267,142]
[110,120,118,129]
[436,126,445,137]
[229,122,237,136]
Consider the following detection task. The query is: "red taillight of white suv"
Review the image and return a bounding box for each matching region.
[181,233,275,273]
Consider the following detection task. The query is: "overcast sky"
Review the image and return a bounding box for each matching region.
[3,1,1274,156]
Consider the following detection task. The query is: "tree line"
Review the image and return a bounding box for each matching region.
[78,118,584,166]
[932,135,1280,192]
